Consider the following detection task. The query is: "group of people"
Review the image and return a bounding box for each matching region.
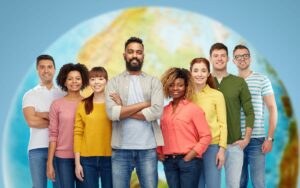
[22,36,277,188]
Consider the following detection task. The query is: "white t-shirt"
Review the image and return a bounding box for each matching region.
[22,84,65,151]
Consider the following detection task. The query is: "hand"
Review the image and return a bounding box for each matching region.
[75,163,84,182]
[183,150,197,162]
[233,138,249,150]
[262,140,273,154]
[110,93,122,105]
[46,161,55,182]
[158,153,166,161]
[216,147,225,170]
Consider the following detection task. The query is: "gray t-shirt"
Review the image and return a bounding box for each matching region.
[121,75,156,149]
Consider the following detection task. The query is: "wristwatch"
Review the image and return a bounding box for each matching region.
[266,137,274,142]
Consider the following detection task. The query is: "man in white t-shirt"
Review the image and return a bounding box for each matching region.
[22,55,64,188]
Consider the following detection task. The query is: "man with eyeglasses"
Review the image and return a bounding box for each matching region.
[233,44,277,188]
[209,43,254,188]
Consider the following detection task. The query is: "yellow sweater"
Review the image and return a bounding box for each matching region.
[192,85,227,148]
[74,101,112,156]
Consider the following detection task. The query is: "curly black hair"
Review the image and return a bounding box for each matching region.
[56,63,89,92]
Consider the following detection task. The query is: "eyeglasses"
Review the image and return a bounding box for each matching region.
[234,54,250,60]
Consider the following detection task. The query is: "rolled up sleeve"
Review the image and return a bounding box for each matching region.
[105,79,121,121]
[141,78,164,121]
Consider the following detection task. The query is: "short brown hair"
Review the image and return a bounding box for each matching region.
[209,43,228,56]
[233,44,250,55]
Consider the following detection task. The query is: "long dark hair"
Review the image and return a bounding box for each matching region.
[83,66,108,114]
[190,57,217,89]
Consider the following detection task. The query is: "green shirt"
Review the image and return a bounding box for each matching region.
[214,74,254,144]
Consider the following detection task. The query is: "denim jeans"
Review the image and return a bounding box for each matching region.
[112,149,158,188]
[28,148,48,188]
[163,156,201,188]
[224,144,244,188]
[240,138,265,188]
[76,156,112,188]
[198,144,221,188]
[53,156,79,188]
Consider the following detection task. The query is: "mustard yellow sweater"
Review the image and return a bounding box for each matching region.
[74,102,112,156]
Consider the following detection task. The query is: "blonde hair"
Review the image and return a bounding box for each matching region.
[161,67,195,100]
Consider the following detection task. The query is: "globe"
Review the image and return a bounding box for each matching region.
[2,7,298,188]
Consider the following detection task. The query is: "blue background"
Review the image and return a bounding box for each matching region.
[1,1,299,187]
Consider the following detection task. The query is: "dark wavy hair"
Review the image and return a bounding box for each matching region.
[56,63,89,92]
[190,57,217,89]
[83,66,108,114]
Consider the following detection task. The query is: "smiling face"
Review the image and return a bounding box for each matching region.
[191,62,210,87]
[65,70,82,92]
[210,49,229,71]
[233,48,251,71]
[37,59,55,85]
[89,76,107,93]
[168,78,186,101]
[123,42,144,72]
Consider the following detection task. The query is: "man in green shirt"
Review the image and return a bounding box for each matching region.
[209,43,254,188]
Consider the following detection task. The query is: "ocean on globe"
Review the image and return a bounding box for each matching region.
[2,7,298,188]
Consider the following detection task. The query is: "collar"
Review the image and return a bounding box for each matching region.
[169,98,190,106]
[122,71,146,77]
[37,83,57,90]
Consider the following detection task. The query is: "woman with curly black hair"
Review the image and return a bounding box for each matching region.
[46,63,89,188]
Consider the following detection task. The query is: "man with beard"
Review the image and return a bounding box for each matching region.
[233,44,277,188]
[209,43,254,188]
[105,37,164,188]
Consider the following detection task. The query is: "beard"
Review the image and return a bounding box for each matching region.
[126,57,143,71]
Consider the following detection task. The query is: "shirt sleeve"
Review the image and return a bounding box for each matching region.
[105,79,122,121]
[141,78,164,121]
[74,102,85,153]
[192,106,212,157]
[22,90,34,108]
[262,76,274,96]
[49,101,59,142]
[216,92,227,149]
[240,80,255,129]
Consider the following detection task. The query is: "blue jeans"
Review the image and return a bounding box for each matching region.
[198,145,221,188]
[77,156,112,188]
[53,156,79,188]
[28,148,48,188]
[240,138,265,188]
[112,149,158,188]
[224,144,244,188]
[163,156,201,188]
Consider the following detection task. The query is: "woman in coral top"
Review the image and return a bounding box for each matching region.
[190,58,227,188]
[157,67,211,188]
[74,67,112,188]
[47,63,89,188]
